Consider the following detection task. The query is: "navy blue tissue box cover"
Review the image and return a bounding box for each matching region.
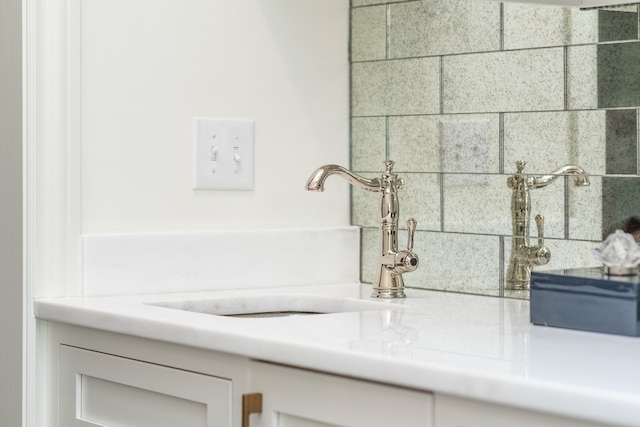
[530,267,640,336]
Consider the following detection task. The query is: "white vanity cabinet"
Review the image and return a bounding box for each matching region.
[249,361,434,427]
[49,323,615,427]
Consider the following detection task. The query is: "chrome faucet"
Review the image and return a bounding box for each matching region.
[306,161,418,298]
[506,160,590,290]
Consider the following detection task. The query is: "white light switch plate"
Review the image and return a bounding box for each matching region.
[193,117,254,190]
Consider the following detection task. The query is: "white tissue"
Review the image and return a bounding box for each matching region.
[593,230,640,268]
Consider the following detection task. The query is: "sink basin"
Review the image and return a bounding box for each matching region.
[146,293,400,318]
[220,311,323,318]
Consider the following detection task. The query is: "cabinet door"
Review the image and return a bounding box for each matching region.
[435,394,610,427]
[59,345,231,427]
[250,362,433,427]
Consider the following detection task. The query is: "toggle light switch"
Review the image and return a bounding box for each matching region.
[193,118,254,190]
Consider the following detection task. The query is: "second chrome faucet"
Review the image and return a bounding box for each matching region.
[306,161,418,298]
[506,160,590,290]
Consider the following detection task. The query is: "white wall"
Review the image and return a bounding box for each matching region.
[28,2,351,424]
[0,0,23,425]
[78,0,351,233]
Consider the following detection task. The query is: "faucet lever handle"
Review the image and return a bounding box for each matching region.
[535,214,545,246]
[531,214,551,267]
[407,218,417,252]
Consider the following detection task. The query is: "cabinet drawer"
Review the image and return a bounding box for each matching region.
[59,345,231,427]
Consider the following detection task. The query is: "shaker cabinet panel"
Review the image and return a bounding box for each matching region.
[250,361,434,427]
[58,345,232,427]
[278,414,339,427]
[435,394,610,427]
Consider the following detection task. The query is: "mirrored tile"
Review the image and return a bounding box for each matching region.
[443,172,568,238]
[530,180,573,240]
[599,8,639,42]
[352,172,441,231]
[442,48,565,113]
[598,41,640,108]
[360,229,500,294]
[439,116,500,174]
[352,178,382,228]
[406,231,501,296]
[442,174,511,236]
[504,237,601,276]
[351,117,386,172]
[503,111,607,175]
[388,116,442,172]
[389,0,500,58]
[566,44,598,110]
[352,0,403,6]
[602,176,640,238]
[606,109,638,175]
[388,114,500,174]
[352,57,441,116]
[503,3,598,49]
[569,175,603,241]
[401,173,441,232]
[351,5,387,62]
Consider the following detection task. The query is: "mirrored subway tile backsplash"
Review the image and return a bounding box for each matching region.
[350,0,640,298]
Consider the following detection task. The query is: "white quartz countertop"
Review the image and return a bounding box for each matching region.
[35,283,640,427]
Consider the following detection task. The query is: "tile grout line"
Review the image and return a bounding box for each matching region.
[499,3,505,180]
[385,116,390,160]
[439,56,444,115]
[386,4,391,60]
[499,113,504,174]
[564,176,570,240]
[563,46,569,111]
[500,3,504,51]
[440,173,445,232]
[499,235,505,297]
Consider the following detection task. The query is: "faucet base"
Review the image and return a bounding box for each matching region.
[506,280,529,290]
[371,287,406,298]
[372,269,407,298]
[506,261,532,290]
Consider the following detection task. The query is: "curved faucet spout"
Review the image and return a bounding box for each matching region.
[531,164,590,189]
[305,164,381,193]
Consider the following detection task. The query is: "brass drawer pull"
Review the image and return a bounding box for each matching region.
[242,393,263,427]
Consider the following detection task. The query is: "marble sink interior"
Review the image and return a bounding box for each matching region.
[146,293,401,318]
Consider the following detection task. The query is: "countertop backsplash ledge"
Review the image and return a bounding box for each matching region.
[82,227,360,297]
